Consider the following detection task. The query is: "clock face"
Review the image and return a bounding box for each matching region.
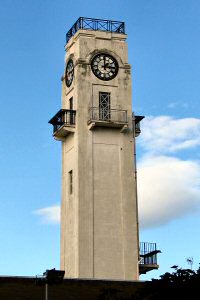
[91,53,118,81]
[65,59,74,87]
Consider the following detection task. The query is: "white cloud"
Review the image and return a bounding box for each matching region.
[138,156,200,229]
[34,205,60,224]
[138,115,200,229]
[139,116,200,153]
[168,102,189,109]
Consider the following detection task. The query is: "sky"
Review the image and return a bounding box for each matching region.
[0,0,200,280]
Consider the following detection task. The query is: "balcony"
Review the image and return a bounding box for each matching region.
[133,115,145,137]
[139,242,161,275]
[88,107,128,131]
[49,109,76,139]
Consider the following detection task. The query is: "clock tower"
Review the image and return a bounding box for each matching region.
[49,18,140,280]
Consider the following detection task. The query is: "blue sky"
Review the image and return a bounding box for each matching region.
[0,0,200,279]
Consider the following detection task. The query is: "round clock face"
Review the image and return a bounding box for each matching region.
[65,59,74,87]
[91,53,118,81]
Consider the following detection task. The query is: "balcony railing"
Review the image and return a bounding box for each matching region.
[133,115,145,137]
[139,242,161,274]
[88,107,128,131]
[66,17,125,43]
[49,109,76,137]
[89,107,127,123]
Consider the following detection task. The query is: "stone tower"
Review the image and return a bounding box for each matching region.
[49,18,141,280]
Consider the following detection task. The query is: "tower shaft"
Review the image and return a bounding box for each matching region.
[50,19,139,280]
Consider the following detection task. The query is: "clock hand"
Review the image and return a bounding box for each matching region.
[104,56,106,70]
[104,63,111,70]
[108,66,116,70]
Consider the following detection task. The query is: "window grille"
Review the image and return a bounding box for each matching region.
[99,92,110,120]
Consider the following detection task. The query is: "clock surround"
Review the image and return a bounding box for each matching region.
[91,53,119,81]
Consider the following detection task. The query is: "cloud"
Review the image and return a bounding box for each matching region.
[138,155,200,229]
[139,116,200,153]
[168,102,189,109]
[34,205,60,224]
[138,115,200,228]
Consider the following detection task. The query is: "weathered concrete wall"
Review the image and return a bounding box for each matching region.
[60,29,139,280]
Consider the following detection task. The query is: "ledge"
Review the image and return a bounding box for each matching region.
[88,120,128,130]
[53,125,75,141]
[139,264,159,275]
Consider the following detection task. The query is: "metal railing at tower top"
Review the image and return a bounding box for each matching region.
[66,17,125,43]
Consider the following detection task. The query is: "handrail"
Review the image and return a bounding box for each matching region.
[49,109,76,134]
[89,107,128,123]
[139,242,160,265]
[66,17,125,43]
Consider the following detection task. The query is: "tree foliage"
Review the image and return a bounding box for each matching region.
[97,266,200,300]
[146,266,200,300]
